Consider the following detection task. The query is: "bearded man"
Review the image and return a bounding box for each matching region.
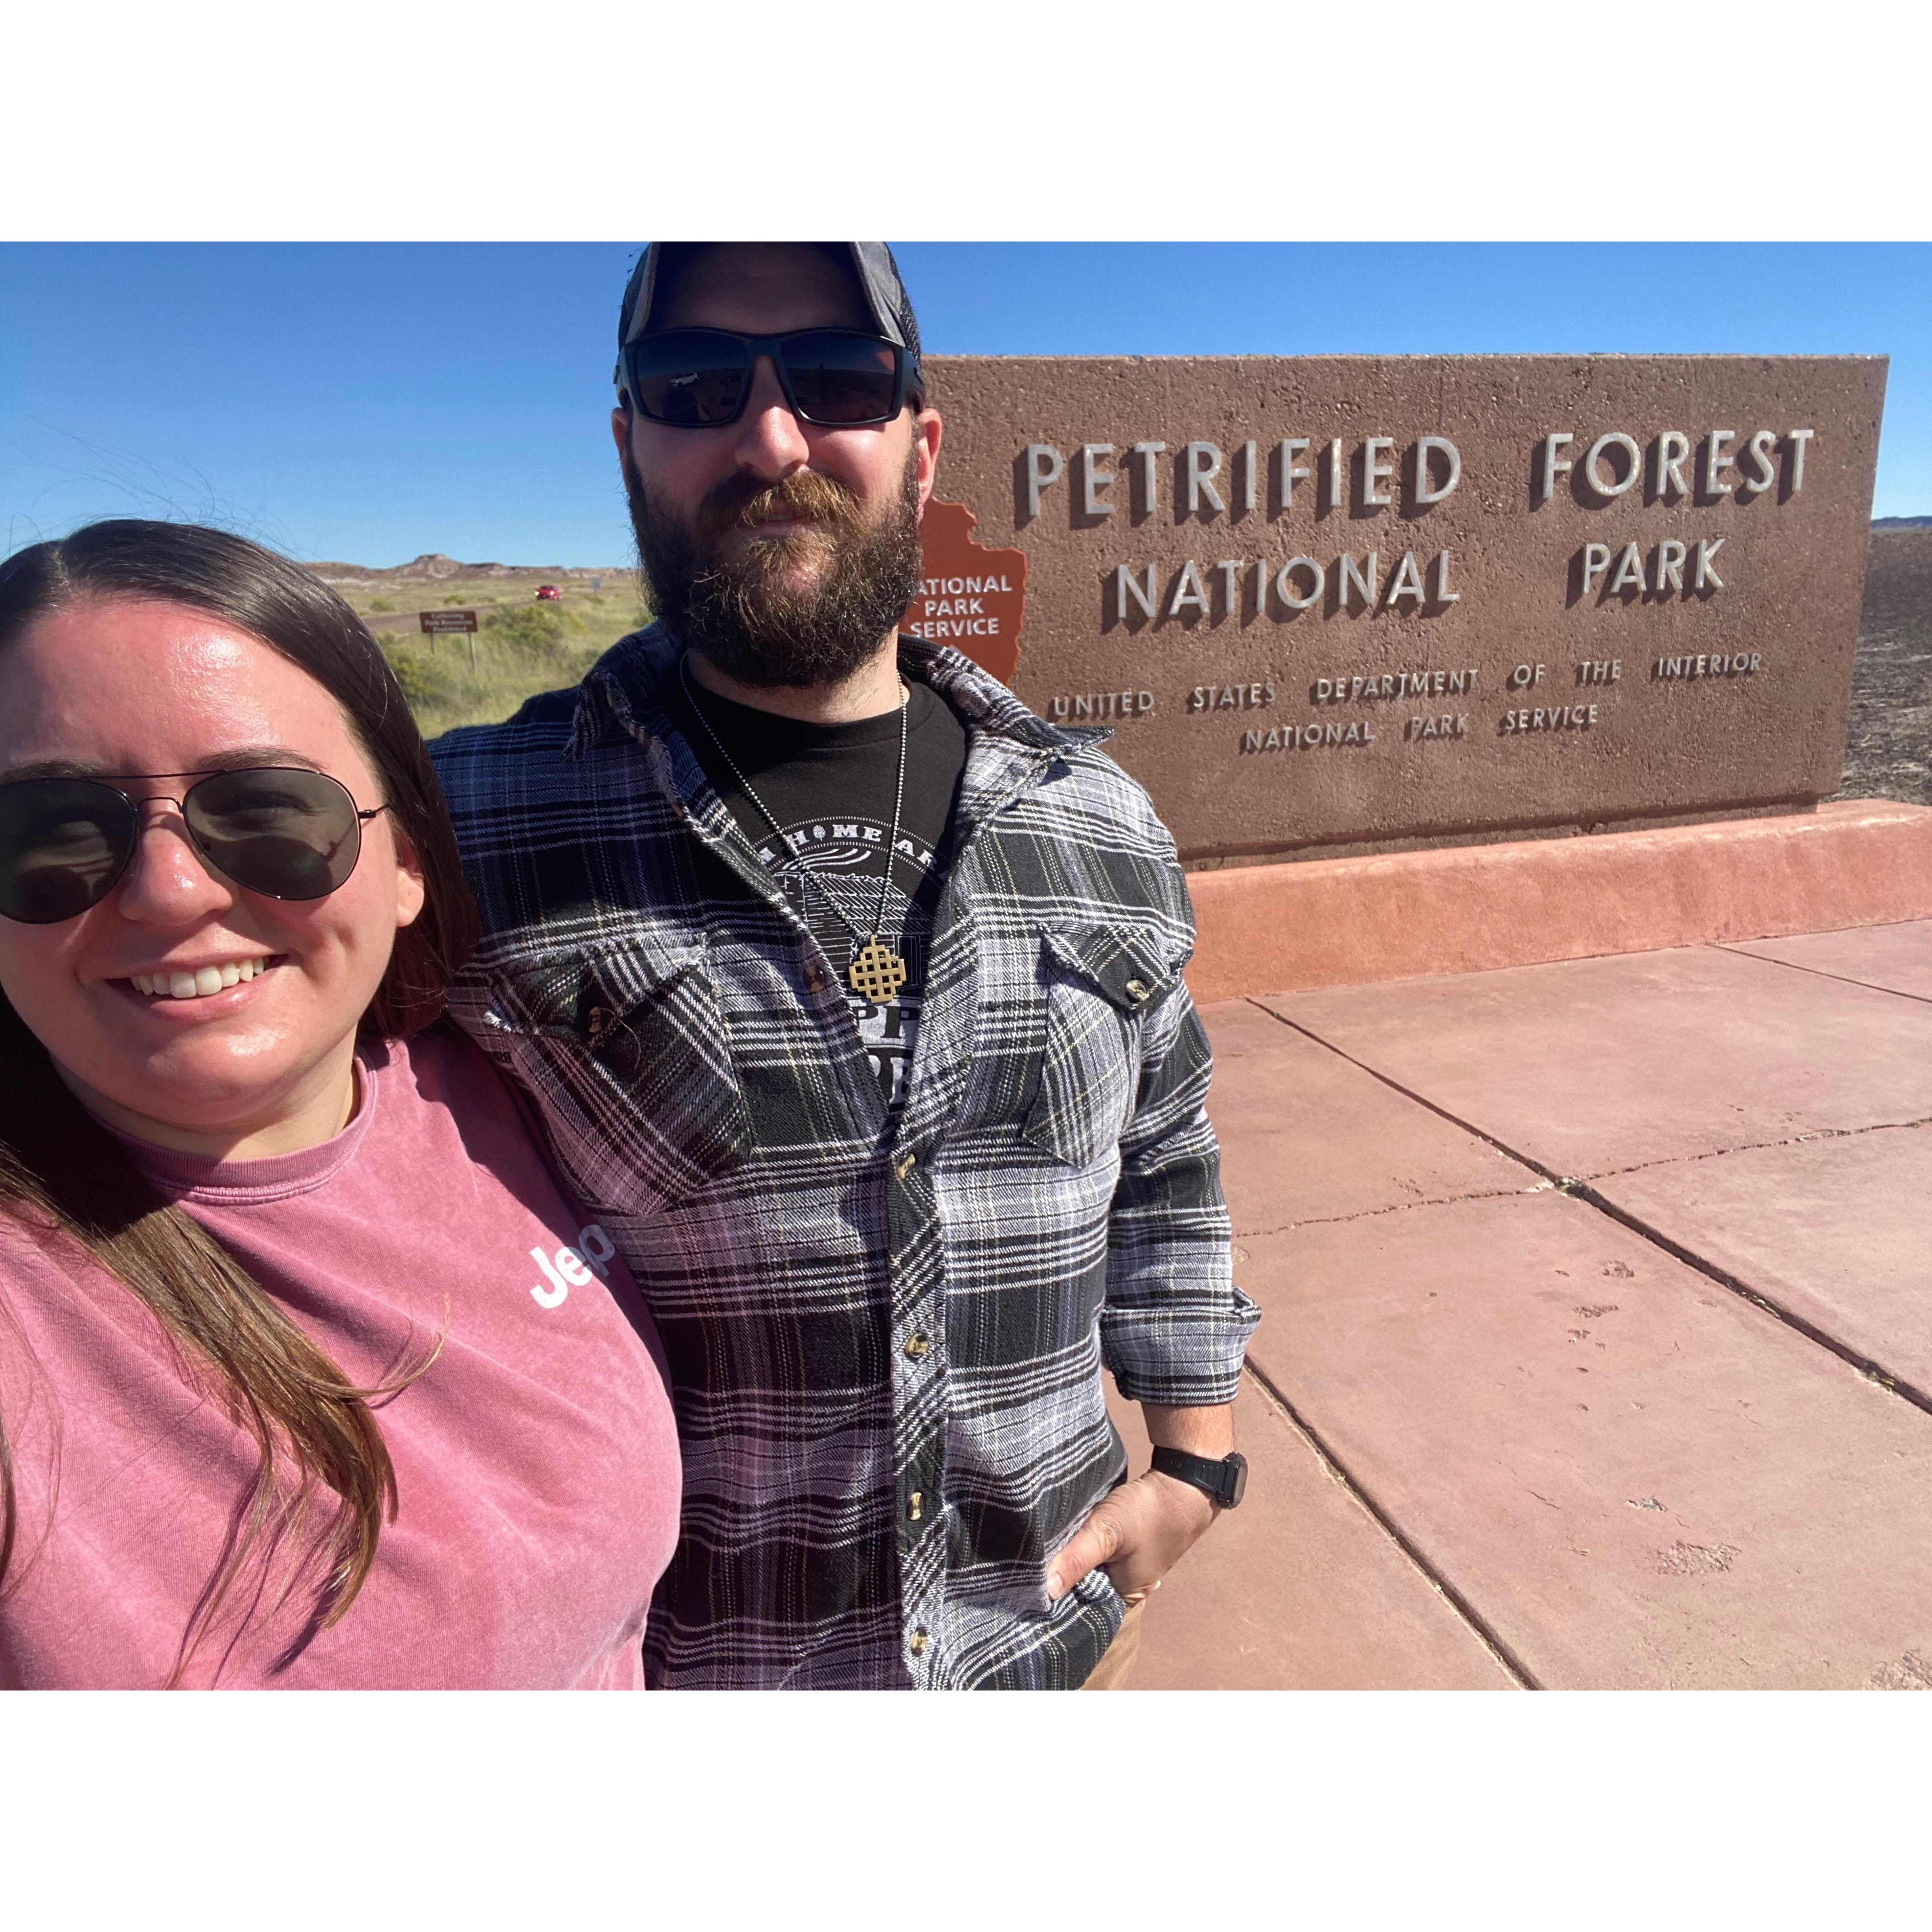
[431,242,1258,1689]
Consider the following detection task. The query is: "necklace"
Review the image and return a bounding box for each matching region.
[678,653,912,1006]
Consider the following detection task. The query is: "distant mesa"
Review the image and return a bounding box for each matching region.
[310,553,629,583]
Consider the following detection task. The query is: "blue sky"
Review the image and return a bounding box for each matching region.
[3,242,1927,569]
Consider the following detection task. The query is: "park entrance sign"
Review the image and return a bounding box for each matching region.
[914,355,1885,866]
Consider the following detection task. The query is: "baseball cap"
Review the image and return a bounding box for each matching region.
[614,242,925,394]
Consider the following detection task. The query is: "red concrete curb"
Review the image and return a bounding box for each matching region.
[1185,801,1932,1003]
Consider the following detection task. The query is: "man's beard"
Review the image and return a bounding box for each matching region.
[623,442,925,689]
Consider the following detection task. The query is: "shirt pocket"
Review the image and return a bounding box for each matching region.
[483,937,753,1213]
[1019,924,1179,1170]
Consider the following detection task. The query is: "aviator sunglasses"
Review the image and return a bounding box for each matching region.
[620,328,922,429]
[0,767,387,925]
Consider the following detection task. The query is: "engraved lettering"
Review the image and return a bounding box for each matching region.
[1337,552,1378,610]
[1540,432,1575,503]
[1607,541,1647,594]
[1702,430,1736,497]
[1740,429,1778,496]
[1131,441,1166,513]
[1186,442,1225,516]
[1166,560,1211,618]
[1655,430,1691,499]
[1277,438,1311,509]
[1362,436,1395,507]
[1385,550,1427,608]
[1081,444,1116,516]
[1786,428,1814,492]
[1024,443,1063,518]
[1239,720,1377,753]
[1274,556,1324,611]
[1585,432,1642,498]
[1414,437,1462,506]
[1651,652,1760,680]
[1500,704,1599,733]
[1115,563,1158,621]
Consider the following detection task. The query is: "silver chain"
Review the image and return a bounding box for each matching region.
[677,652,910,956]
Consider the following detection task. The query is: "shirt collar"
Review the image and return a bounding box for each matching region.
[565,621,1101,764]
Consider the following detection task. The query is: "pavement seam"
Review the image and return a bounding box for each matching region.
[1242,998,1563,1183]
[1243,997,1932,1423]
[1713,942,1932,1008]
[1237,1178,1554,1239]
[1239,1360,1539,1690]
[1555,1181,1932,1419]
[1576,1113,1932,1183]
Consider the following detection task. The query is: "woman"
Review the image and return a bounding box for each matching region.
[0,520,679,1688]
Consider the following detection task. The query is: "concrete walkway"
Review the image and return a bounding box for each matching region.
[1119,918,1932,1689]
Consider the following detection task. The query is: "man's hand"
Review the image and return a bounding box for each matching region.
[1045,1402,1234,1602]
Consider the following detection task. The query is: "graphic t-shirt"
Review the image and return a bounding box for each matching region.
[660,669,970,1117]
[0,1026,681,1690]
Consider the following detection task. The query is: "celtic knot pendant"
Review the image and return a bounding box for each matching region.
[849,939,908,1005]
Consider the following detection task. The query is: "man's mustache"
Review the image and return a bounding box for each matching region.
[700,468,864,536]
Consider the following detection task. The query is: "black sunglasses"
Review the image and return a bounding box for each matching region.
[619,328,922,429]
[0,767,387,926]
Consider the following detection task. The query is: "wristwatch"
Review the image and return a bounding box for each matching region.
[1150,1446,1248,1510]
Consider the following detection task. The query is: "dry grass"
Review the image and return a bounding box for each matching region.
[328,571,650,739]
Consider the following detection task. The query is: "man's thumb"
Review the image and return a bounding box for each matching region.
[1046,1505,1121,1602]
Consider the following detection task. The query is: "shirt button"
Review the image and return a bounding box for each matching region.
[804,963,829,993]
[893,1150,916,1179]
[903,1333,931,1360]
[1126,978,1150,1004]
[908,1629,930,1656]
[908,1491,925,1521]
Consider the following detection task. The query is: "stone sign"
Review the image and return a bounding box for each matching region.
[915,355,1886,865]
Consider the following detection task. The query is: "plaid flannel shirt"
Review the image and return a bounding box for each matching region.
[430,622,1258,1689]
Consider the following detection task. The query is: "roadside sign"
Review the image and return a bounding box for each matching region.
[419,610,478,634]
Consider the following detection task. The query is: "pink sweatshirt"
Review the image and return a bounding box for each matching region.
[0,1026,680,1689]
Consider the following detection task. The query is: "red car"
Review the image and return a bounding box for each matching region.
[534,585,562,601]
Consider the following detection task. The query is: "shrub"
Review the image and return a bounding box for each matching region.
[384,643,441,707]
[367,596,395,613]
[483,603,571,660]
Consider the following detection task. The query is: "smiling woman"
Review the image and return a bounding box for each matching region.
[0,522,682,1688]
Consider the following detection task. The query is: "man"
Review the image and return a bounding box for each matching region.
[432,242,1259,1689]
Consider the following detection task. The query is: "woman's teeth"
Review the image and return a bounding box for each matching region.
[129,959,271,999]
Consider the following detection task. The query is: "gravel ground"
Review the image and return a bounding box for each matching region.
[1841,529,1932,805]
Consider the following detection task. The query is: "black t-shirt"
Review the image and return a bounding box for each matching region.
[658,668,970,1117]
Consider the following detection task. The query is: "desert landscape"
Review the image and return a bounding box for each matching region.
[1842,524,1932,805]
[322,529,1932,801]
[314,555,646,741]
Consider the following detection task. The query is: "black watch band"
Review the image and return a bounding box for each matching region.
[1150,1446,1248,1510]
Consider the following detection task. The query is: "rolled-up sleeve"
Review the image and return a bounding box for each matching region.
[1100,969,1260,1405]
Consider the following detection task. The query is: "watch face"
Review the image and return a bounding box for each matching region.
[1223,1452,1249,1509]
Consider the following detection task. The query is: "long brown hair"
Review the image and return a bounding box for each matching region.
[0,520,480,1679]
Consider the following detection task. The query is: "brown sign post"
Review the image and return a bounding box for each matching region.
[919,354,1886,871]
[420,608,479,668]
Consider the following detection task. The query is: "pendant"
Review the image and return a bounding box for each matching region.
[849,939,908,1005]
